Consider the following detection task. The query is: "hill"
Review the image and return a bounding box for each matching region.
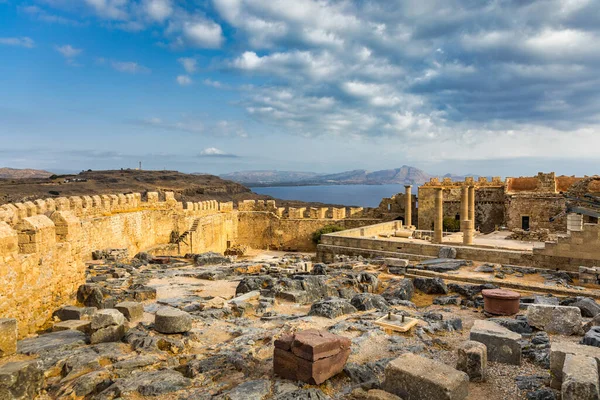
[0,170,260,205]
[0,167,53,179]
[222,165,434,186]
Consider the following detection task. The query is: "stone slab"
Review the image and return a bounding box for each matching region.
[562,354,600,400]
[383,353,469,400]
[527,304,582,335]
[550,341,600,389]
[469,320,522,365]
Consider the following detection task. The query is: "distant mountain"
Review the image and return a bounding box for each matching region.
[219,170,321,185]
[0,167,53,179]
[221,165,435,186]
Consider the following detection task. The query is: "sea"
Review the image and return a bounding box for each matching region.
[250,184,406,208]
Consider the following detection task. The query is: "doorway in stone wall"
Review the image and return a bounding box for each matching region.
[522,216,530,231]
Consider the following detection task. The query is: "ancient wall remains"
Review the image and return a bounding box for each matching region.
[378,193,417,225]
[418,177,504,233]
[0,194,380,336]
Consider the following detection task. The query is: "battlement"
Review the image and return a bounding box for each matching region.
[422,176,504,187]
[236,199,364,220]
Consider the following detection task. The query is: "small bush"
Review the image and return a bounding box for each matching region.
[312,225,345,244]
[443,217,461,232]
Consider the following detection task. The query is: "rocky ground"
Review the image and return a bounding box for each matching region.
[3,250,600,399]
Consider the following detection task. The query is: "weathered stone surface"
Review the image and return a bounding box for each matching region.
[90,324,126,344]
[572,297,600,318]
[439,247,457,259]
[115,301,144,321]
[308,298,357,319]
[53,319,91,334]
[414,277,448,294]
[273,388,328,400]
[417,259,467,273]
[91,309,126,330]
[382,279,414,302]
[384,258,409,267]
[77,283,105,308]
[456,340,487,382]
[155,308,193,334]
[223,379,271,400]
[53,306,96,321]
[0,318,17,357]
[583,326,600,347]
[561,354,600,400]
[311,264,328,275]
[488,317,533,334]
[549,341,600,389]
[527,304,582,335]
[470,320,522,365]
[0,360,44,400]
[383,353,469,400]
[17,330,87,355]
[351,293,389,311]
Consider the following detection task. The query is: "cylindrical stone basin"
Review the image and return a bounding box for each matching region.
[482,289,521,315]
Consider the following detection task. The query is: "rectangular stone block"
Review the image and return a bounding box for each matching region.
[0,318,17,356]
[383,353,469,400]
[527,304,582,335]
[469,320,521,365]
[550,341,600,389]
[562,354,600,400]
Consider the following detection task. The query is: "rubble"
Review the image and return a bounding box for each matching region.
[561,354,600,400]
[456,340,487,382]
[527,304,583,335]
[470,320,522,365]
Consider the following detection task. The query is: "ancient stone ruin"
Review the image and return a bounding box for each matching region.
[1,173,600,399]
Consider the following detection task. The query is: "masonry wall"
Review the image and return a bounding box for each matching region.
[504,194,566,232]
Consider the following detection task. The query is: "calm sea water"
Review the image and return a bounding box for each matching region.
[251,184,406,208]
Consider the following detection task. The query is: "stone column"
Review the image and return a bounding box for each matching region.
[434,188,443,244]
[468,186,475,226]
[404,185,412,227]
[460,186,468,232]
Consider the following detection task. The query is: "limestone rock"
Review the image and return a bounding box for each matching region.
[17,330,87,355]
[439,247,457,259]
[351,293,389,311]
[572,297,600,318]
[561,354,600,400]
[223,379,271,400]
[456,340,487,382]
[155,308,193,334]
[272,388,328,400]
[52,319,91,334]
[91,309,126,330]
[0,318,17,357]
[414,277,448,294]
[488,317,532,334]
[0,360,44,400]
[527,304,582,335]
[470,320,522,365]
[115,301,144,321]
[549,341,600,389]
[382,278,414,302]
[76,284,105,308]
[311,264,328,275]
[90,324,126,344]
[582,326,600,347]
[53,306,96,321]
[308,298,357,319]
[383,353,469,400]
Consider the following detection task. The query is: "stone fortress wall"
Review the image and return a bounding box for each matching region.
[0,193,379,336]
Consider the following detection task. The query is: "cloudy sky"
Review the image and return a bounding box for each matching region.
[1,0,599,177]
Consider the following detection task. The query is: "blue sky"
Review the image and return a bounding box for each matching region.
[1,0,599,177]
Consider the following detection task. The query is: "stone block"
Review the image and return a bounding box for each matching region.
[90,324,126,344]
[550,341,600,389]
[91,309,126,330]
[561,354,600,400]
[115,301,144,321]
[384,258,409,267]
[0,318,17,357]
[382,353,469,400]
[469,320,521,365]
[273,329,351,385]
[456,340,487,382]
[572,297,600,318]
[527,304,582,335]
[53,305,96,321]
[0,360,44,400]
[155,308,192,334]
[53,319,91,334]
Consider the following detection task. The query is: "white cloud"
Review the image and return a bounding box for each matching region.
[176,75,192,85]
[55,44,82,58]
[143,0,172,22]
[199,147,239,157]
[0,37,35,48]
[83,0,129,20]
[178,57,197,73]
[111,61,151,74]
[182,19,224,48]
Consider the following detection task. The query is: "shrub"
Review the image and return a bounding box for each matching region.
[443,217,461,232]
[312,225,345,244]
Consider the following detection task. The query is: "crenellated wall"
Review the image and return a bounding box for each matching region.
[0,193,380,336]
